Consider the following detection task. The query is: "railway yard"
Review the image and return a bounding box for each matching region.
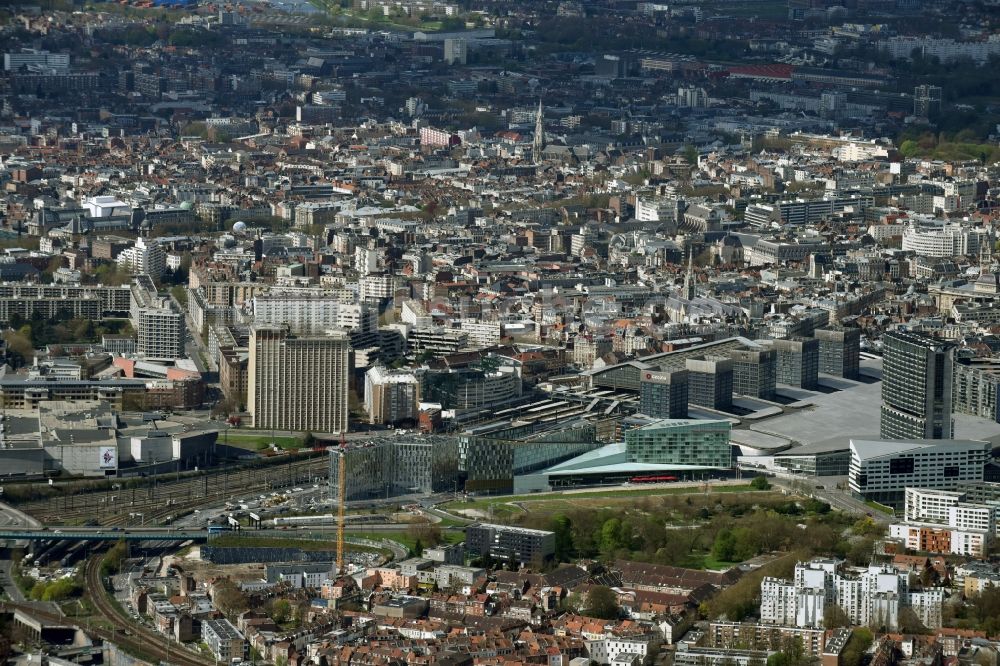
[10,454,330,527]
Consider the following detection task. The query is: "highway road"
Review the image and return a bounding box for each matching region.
[770,477,894,524]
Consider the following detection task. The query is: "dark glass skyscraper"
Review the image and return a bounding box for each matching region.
[880,330,953,440]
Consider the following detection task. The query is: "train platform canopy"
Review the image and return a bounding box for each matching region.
[543,441,724,479]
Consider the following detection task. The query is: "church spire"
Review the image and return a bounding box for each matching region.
[533,99,545,159]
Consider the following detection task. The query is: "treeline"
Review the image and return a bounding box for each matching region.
[95,25,226,48]
[514,493,875,572]
[29,577,82,602]
[3,312,133,367]
[948,586,1000,635]
[531,16,749,59]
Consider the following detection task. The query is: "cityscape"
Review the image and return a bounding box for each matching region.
[0,0,1000,665]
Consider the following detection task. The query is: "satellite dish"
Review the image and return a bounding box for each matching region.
[233,221,248,233]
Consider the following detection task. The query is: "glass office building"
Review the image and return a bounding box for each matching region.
[625,418,732,467]
[880,330,953,440]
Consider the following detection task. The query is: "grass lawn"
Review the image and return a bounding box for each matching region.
[222,432,304,451]
[345,529,464,552]
[864,499,895,515]
[684,552,742,571]
[442,484,756,516]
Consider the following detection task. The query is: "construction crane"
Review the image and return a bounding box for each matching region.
[336,433,346,574]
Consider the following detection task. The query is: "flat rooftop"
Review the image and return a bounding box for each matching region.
[742,358,1000,452]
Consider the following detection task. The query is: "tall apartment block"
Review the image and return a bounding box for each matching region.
[130,276,185,361]
[880,330,954,440]
[773,338,819,389]
[639,369,688,418]
[913,84,943,118]
[248,325,350,433]
[731,348,777,400]
[685,357,733,410]
[365,365,420,425]
[815,328,860,379]
[952,356,1000,423]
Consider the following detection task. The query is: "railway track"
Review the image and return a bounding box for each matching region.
[18,456,330,526]
[82,555,214,666]
[3,558,211,666]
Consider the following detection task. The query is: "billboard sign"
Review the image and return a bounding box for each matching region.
[99,446,118,469]
[643,371,676,384]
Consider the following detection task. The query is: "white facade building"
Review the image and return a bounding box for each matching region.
[888,487,999,558]
[849,439,991,507]
[82,195,130,218]
[355,247,380,274]
[4,49,70,72]
[117,238,167,280]
[364,365,420,425]
[586,635,659,665]
[253,289,375,335]
[901,221,988,258]
[760,558,943,631]
[360,274,398,300]
[880,35,1000,64]
[130,277,185,361]
[460,320,502,347]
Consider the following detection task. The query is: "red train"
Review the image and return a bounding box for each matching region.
[629,475,679,483]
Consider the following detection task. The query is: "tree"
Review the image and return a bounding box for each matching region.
[841,628,873,666]
[749,476,771,490]
[600,518,625,554]
[271,599,292,624]
[712,529,738,562]
[767,637,809,666]
[101,540,128,576]
[972,586,1000,636]
[824,604,851,629]
[170,285,188,307]
[583,585,620,620]
[407,523,442,548]
[3,324,35,367]
[803,499,831,514]
[899,607,930,634]
[550,514,575,562]
[683,144,698,166]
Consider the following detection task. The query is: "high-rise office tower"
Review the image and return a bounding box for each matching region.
[774,338,820,389]
[731,348,777,400]
[248,325,350,433]
[880,330,953,440]
[815,328,861,379]
[685,357,733,410]
[639,369,688,418]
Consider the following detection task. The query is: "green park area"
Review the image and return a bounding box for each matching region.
[440,480,890,613]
